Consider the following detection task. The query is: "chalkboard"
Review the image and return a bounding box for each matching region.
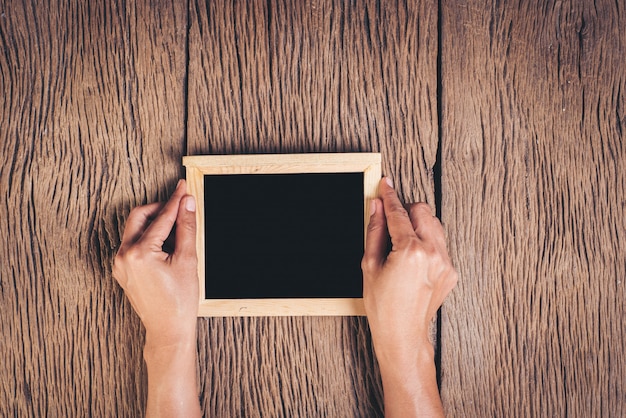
[183,153,381,316]
[204,173,364,299]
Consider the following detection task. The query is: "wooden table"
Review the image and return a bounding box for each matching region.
[1,0,624,416]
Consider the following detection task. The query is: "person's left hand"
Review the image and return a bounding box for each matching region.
[113,180,198,348]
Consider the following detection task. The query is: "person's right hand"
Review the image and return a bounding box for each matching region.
[361,177,457,417]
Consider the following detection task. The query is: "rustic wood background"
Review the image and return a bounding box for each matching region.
[0,0,623,416]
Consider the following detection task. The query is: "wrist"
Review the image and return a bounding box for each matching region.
[374,340,438,395]
[375,342,443,418]
[374,339,435,374]
[142,331,201,418]
[144,330,197,360]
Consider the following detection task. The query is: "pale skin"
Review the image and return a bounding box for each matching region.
[363,177,458,417]
[113,177,457,417]
[113,180,201,417]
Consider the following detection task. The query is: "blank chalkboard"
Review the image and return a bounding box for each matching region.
[183,153,381,316]
[204,173,364,299]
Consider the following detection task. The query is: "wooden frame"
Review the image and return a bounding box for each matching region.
[183,153,381,317]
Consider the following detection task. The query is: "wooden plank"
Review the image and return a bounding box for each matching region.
[187,0,438,415]
[440,0,626,416]
[0,0,187,415]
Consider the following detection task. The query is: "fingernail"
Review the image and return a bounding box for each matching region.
[185,196,196,212]
[176,179,183,190]
[369,199,377,215]
[385,177,394,188]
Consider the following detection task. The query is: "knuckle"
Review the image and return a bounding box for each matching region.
[111,255,127,287]
[410,202,432,215]
[427,246,444,262]
[113,248,123,262]
[361,255,378,273]
[397,239,426,262]
[123,246,144,264]
[431,253,452,275]
[360,257,368,272]
[389,205,410,219]
[434,263,458,292]
[111,261,121,280]
[178,219,196,234]
[431,220,446,237]
[177,212,196,230]
[400,241,447,269]
[404,238,422,254]
[432,262,448,279]
[416,202,431,210]
[366,217,383,233]
[112,251,126,269]
[128,206,144,220]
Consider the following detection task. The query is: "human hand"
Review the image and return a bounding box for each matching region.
[361,178,457,417]
[113,180,201,417]
[113,180,199,348]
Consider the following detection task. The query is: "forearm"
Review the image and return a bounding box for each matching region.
[143,334,201,418]
[376,343,444,418]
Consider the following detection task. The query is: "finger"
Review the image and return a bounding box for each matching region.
[362,199,387,273]
[119,202,164,252]
[378,178,418,249]
[408,203,447,249]
[407,202,436,236]
[140,180,187,249]
[173,195,198,261]
[408,203,450,262]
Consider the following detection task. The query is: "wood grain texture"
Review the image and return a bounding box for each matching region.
[187,0,438,415]
[4,0,624,416]
[0,0,187,415]
[439,0,626,416]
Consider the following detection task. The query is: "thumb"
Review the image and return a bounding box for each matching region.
[362,199,388,274]
[174,195,197,260]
